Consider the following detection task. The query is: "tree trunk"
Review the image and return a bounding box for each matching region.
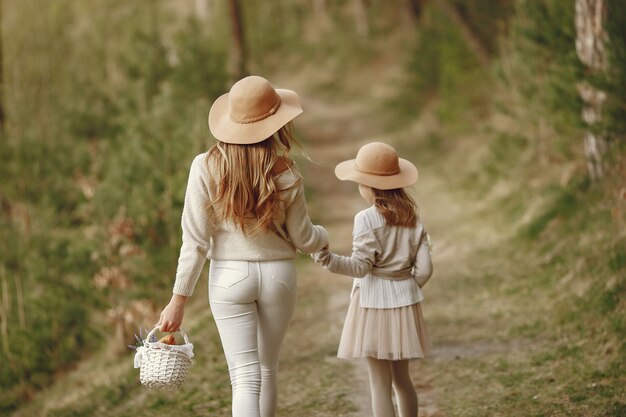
[406,0,425,22]
[575,0,608,180]
[0,0,5,132]
[228,0,247,80]
[353,0,369,38]
[575,0,607,70]
[435,0,490,67]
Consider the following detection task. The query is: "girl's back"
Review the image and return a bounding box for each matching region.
[354,205,425,276]
[311,141,432,417]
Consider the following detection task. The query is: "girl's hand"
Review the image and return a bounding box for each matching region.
[156,294,188,333]
[311,247,331,265]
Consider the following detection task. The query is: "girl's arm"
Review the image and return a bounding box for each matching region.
[413,230,433,287]
[312,212,377,278]
[171,154,214,296]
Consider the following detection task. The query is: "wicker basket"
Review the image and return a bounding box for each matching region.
[134,326,193,390]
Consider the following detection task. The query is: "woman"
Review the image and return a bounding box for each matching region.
[156,76,328,417]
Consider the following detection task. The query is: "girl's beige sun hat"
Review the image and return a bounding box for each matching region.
[335,142,418,190]
[208,75,303,144]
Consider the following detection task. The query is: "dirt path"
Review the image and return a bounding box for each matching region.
[296,93,447,417]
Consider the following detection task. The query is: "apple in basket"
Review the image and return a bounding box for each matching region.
[158,334,177,345]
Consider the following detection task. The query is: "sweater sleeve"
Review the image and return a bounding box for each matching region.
[172,154,214,296]
[313,212,377,278]
[283,179,329,254]
[413,228,433,287]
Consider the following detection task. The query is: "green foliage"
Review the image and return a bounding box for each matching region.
[600,0,626,139]
[449,0,515,54]
[462,132,531,194]
[1,0,228,410]
[521,184,582,239]
[508,0,584,136]
[390,3,499,128]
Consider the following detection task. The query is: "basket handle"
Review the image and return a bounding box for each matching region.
[145,325,190,345]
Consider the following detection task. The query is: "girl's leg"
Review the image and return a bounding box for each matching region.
[256,261,298,417]
[209,261,261,417]
[391,360,418,417]
[366,357,395,417]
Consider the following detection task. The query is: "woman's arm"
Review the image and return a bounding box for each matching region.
[283,179,329,254]
[156,294,188,333]
[171,154,214,296]
[159,155,213,332]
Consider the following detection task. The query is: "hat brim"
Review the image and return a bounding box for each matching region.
[208,88,303,144]
[334,158,418,190]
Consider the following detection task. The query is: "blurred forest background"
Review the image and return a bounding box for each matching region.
[0,0,624,416]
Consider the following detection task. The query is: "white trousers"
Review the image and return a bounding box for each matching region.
[209,259,297,417]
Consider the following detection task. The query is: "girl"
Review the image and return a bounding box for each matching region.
[312,141,433,417]
[156,76,328,417]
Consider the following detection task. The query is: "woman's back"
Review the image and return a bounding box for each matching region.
[204,153,326,260]
[172,152,327,296]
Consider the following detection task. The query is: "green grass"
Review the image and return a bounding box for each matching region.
[408,131,626,417]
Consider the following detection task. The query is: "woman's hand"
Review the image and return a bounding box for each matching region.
[156,294,188,333]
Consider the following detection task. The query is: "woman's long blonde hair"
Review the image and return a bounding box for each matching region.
[372,187,417,227]
[204,122,299,234]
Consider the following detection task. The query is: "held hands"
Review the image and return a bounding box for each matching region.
[155,294,188,333]
[311,243,331,266]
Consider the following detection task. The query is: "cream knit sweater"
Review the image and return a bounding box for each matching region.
[172,153,328,296]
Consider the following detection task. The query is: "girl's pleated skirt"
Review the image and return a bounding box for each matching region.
[337,288,432,360]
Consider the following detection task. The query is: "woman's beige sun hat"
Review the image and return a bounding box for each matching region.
[208,75,303,144]
[335,142,418,190]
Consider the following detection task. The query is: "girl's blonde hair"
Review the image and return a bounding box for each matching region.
[372,187,417,227]
[204,122,299,234]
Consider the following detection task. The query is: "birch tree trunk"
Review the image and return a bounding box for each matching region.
[575,0,608,180]
[228,0,247,80]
